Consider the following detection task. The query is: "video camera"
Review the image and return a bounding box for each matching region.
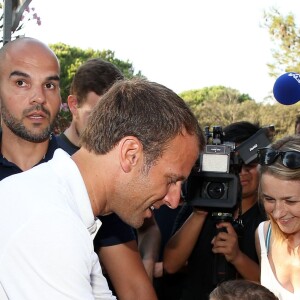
[185,124,273,221]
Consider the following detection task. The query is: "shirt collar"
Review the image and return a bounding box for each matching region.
[0,131,58,167]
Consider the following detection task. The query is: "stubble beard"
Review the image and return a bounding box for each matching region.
[1,103,53,143]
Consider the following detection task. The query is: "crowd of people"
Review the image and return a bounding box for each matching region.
[0,36,300,300]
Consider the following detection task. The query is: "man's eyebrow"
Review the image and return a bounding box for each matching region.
[47,75,60,82]
[9,70,29,78]
[170,173,186,181]
[9,70,60,82]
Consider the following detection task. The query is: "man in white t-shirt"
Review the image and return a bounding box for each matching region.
[0,77,204,299]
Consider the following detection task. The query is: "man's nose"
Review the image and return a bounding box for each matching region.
[163,183,182,209]
[29,87,46,105]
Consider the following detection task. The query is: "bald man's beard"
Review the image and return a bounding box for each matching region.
[1,103,54,143]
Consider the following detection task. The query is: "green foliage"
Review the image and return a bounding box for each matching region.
[262,7,300,77]
[1,5,298,140]
[180,86,254,125]
[180,86,253,112]
[50,43,144,133]
[179,7,300,141]
[257,102,300,136]
[50,43,143,102]
[180,85,300,139]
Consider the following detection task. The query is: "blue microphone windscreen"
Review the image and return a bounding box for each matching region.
[273,72,300,105]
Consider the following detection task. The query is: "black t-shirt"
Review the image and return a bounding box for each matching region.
[0,133,58,181]
[55,132,79,155]
[172,202,266,300]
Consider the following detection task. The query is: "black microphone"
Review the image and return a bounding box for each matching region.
[273,72,300,105]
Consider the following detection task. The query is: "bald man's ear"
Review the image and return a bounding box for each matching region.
[119,137,142,173]
[67,95,79,117]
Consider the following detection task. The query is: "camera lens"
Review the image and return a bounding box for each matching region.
[206,182,226,199]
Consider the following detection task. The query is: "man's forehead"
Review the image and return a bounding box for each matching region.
[2,52,60,79]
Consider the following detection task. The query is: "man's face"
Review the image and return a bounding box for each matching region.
[0,44,61,142]
[74,91,100,137]
[113,130,200,228]
[239,162,259,199]
[235,143,259,200]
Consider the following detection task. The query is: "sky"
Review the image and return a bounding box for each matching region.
[23,0,300,103]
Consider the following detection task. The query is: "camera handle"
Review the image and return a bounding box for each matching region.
[212,226,229,285]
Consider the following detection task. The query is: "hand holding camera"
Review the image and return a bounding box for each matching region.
[211,222,240,263]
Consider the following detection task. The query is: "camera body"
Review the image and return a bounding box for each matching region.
[185,125,273,217]
[186,126,241,212]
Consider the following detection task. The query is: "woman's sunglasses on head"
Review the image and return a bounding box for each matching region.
[257,147,300,169]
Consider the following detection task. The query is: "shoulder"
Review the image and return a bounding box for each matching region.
[256,220,270,236]
[255,221,271,250]
[262,220,271,236]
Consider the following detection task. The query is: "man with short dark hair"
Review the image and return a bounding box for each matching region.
[0,77,204,299]
[57,58,159,299]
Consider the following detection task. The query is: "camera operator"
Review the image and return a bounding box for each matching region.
[163,121,269,300]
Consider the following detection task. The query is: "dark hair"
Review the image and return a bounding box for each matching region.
[223,121,260,144]
[209,279,279,300]
[69,58,124,106]
[81,78,205,167]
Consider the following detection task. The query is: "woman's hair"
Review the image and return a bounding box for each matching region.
[259,135,300,180]
[258,135,300,240]
[209,279,279,300]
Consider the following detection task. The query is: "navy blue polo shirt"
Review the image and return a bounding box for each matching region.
[56,133,136,249]
[0,132,58,181]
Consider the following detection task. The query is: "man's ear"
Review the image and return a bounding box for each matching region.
[119,137,142,173]
[67,95,79,117]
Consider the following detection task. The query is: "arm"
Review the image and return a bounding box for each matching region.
[211,222,260,282]
[99,240,158,300]
[137,215,161,280]
[163,209,208,274]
